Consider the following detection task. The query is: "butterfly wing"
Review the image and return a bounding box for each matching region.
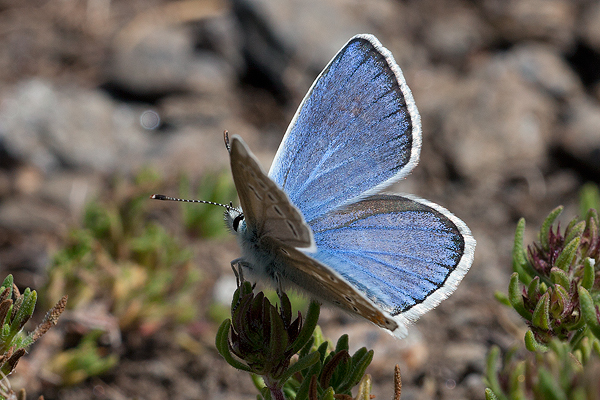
[259,235,401,334]
[229,135,315,249]
[268,34,421,223]
[309,194,475,333]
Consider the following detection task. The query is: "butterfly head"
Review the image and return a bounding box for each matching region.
[225,206,245,234]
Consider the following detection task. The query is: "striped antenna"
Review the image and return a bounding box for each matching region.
[150,194,233,211]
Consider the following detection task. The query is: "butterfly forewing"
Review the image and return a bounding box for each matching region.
[229,136,314,249]
[269,35,422,224]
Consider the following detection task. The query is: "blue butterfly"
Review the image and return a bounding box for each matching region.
[159,34,476,338]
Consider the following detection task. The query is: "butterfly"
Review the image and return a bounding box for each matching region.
[155,34,475,338]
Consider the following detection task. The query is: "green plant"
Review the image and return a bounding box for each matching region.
[0,275,67,400]
[486,183,600,399]
[46,330,119,386]
[178,171,237,238]
[45,172,200,333]
[216,280,401,400]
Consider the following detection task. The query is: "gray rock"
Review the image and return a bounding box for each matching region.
[561,95,600,177]
[581,1,600,52]
[506,43,582,97]
[0,79,151,173]
[481,0,577,49]
[109,24,235,96]
[435,53,557,184]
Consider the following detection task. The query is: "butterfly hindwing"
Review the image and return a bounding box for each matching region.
[309,194,475,328]
[229,136,315,249]
[268,34,422,223]
[259,236,400,334]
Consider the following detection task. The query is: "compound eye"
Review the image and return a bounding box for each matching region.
[233,214,244,231]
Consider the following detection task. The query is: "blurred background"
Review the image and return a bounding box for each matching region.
[0,0,599,399]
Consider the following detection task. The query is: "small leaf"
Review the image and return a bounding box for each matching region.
[290,301,320,355]
[525,330,549,352]
[564,221,586,246]
[215,319,252,372]
[537,368,568,400]
[295,357,322,400]
[527,277,540,300]
[508,360,526,399]
[354,374,372,400]
[278,351,320,387]
[540,206,563,251]
[512,218,532,284]
[549,268,569,290]
[337,349,373,394]
[578,287,600,341]
[485,388,500,400]
[484,346,506,400]
[579,183,600,216]
[494,291,511,306]
[335,334,349,353]
[321,386,335,400]
[532,292,550,330]
[555,237,580,271]
[508,273,532,320]
[581,258,595,290]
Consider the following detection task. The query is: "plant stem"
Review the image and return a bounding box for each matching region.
[264,376,286,400]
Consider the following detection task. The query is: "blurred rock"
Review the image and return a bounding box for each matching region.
[439,52,557,185]
[420,2,493,62]
[506,43,582,97]
[0,197,70,232]
[0,79,151,174]
[581,2,600,52]
[561,95,600,178]
[481,0,577,49]
[108,25,235,97]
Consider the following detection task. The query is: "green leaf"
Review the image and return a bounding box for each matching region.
[215,319,252,372]
[564,221,586,247]
[335,334,349,353]
[579,182,600,216]
[321,387,335,400]
[578,287,600,341]
[555,237,580,271]
[508,273,532,320]
[524,330,549,352]
[527,277,540,300]
[581,258,595,290]
[277,351,320,388]
[295,359,322,400]
[0,275,13,292]
[10,289,36,335]
[268,305,287,366]
[484,346,506,400]
[494,291,511,306]
[485,388,500,400]
[540,206,564,251]
[550,268,570,290]
[337,349,373,394]
[512,218,532,284]
[537,368,568,400]
[354,374,372,400]
[532,292,550,330]
[508,360,526,399]
[290,301,320,355]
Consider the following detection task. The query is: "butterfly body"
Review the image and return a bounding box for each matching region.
[224,34,475,339]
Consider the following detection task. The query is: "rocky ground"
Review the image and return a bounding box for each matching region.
[0,0,599,399]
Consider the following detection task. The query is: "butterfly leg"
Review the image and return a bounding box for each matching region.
[230,258,246,287]
[273,271,286,302]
